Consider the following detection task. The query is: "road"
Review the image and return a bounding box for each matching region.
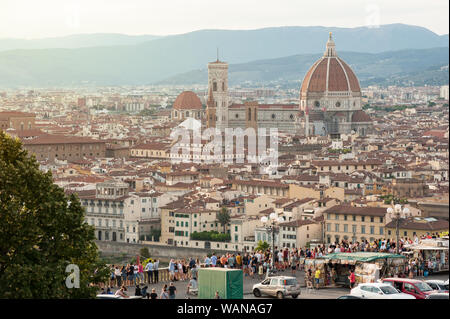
[106,270,449,300]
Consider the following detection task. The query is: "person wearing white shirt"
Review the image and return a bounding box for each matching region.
[145,261,153,284]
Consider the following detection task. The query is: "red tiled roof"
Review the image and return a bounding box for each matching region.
[173,91,202,110]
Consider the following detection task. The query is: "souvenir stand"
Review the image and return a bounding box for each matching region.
[316,252,407,286]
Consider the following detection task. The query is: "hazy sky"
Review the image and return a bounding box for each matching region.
[1,0,448,39]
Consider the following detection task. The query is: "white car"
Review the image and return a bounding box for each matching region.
[425,280,449,293]
[351,283,416,299]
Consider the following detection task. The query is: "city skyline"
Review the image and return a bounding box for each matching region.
[0,0,448,39]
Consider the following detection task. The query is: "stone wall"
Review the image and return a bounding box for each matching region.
[95,240,234,262]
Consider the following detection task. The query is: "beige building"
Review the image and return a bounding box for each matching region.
[130,142,171,159]
[278,219,323,249]
[385,217,449,239]
[323,205,386,244]
[289,184,345,202]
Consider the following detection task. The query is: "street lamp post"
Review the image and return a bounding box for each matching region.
[387,204,411,255]
[260,211,292,275]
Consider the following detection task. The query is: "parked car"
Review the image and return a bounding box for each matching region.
[337,295,362,299]
[426,293,449,299]
[253,276,301,299]
[382,278,434,299]
[350,283,415,299]
[425,280,449,293]
[96,294,142,299]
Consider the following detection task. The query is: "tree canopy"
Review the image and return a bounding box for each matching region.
[0,131,108,298]
[217,207,231,233]
[255,241,270,252]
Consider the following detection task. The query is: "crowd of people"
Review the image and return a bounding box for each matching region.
[97,233,446,297]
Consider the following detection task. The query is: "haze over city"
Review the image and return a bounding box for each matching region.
[0,0,448,39]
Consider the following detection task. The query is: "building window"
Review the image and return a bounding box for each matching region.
[361,226,365,234]
[370,226,375,234]
[335,224,339,232]
[213,82,217,91]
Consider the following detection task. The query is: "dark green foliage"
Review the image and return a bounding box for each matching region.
[0,132,108,298]
[190,231,231,242]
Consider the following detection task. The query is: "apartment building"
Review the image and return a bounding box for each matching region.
[78,181,139,243]
[278,219,323,249]
[385,217,449,238]
[323,205,386,244]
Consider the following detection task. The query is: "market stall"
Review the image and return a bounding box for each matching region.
[310,252,407,287]
[403,239,449,273]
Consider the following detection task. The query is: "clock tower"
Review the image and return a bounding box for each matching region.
[207,58,229,130]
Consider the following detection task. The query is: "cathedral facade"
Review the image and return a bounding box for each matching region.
[195,34,373,136]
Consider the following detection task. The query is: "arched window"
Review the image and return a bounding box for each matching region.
[213,82,217,91]
[314,101,320,107]
[271,114,276,119]
[222,82,225,91]
[186,111,189,117]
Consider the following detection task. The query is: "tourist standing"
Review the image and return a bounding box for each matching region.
[154,259,159,283]
[211,253,217,267]
[160,285,169,299]
[168,282,177,299]
[348,270,356,290]
[145,259,153,284]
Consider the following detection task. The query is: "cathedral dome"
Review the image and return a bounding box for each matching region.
[173,91,202,110]
[351,110,372,122]
[300,33,360,95]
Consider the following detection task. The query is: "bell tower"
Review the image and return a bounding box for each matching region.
[205,87,216,128]
[207,55,229,131]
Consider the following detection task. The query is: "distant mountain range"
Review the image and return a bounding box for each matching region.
[0,33,161,51]
[0,24,447,87]
[159,47,449,87]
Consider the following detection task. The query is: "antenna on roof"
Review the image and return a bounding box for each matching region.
[217,47,219,62]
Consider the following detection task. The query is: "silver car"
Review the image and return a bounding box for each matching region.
[253,276,301,299]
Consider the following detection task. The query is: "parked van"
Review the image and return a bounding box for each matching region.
[382,278,434,299]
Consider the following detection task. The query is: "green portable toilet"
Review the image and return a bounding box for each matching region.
[198,268,243,299]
